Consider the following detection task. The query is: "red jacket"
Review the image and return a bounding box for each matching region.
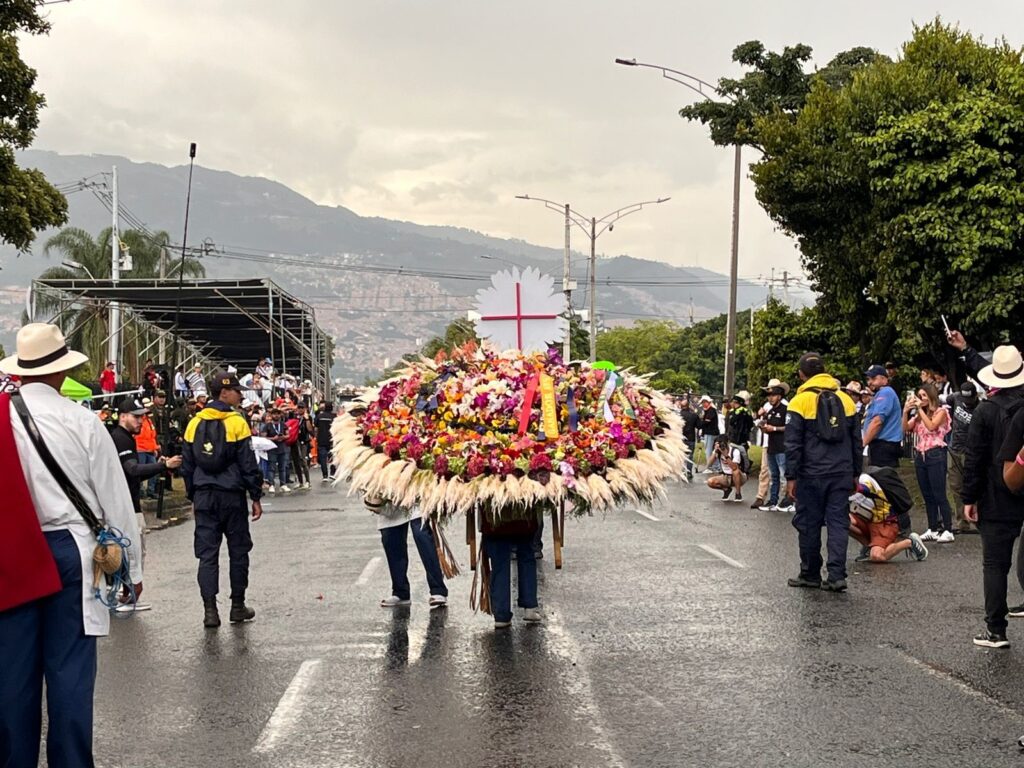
[100,369,116,393]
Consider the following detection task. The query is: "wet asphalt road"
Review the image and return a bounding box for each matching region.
[86,478,1024,768]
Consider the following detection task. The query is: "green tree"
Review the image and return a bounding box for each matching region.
[752,21,1024,357]
[0,1,67,250]
[33,227,204,369]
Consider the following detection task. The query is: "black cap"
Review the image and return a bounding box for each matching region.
[118,395,149,416]
[210,370,242,396]
[960,382,977,397]
[798,352,826,377]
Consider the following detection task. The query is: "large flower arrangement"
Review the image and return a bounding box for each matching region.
[331,344,686,521]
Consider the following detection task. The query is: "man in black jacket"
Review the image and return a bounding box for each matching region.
[963,346,1024,648]
[110,395,182,611]
[182,372,264,628]
[315,402,336,481]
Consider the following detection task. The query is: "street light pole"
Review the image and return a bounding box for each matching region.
[516,194,669,362]
[171,142,197,388]
[563,203,572,362]
[615,57,742,401]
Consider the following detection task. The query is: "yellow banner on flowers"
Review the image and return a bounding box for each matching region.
[539,373,559,441]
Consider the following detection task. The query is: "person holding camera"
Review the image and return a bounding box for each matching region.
[705,435,748,502]
[903,383,953,543]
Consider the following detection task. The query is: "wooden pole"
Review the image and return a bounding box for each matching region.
[467,510,477,571]
[551,505,563,570]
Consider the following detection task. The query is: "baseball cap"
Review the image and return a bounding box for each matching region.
[118,395,149,416]
[960,381,977,397]
[798,352,826,377]
[210,371,243,396]
[864,364,888,379]
[154,389,166,397]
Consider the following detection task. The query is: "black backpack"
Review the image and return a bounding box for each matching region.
[865,466,913,517]
[191,418,230,473]
[808,387,846,443]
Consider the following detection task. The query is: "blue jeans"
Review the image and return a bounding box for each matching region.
[767,451,787,504]
[915,447,952,532]
[380,519,448,600]
[138,450,158,495]
[267,447,290,486]
[484,534,538,622]
[703,434,721,472]
[792,475,851,583]
[0,530,97,768]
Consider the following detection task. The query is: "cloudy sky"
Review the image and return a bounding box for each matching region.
[20,1,1022,282]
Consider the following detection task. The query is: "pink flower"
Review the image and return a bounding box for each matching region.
[433,454,449,477]
[467,454,487,478]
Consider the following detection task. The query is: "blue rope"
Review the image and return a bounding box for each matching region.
[93,527,135,611]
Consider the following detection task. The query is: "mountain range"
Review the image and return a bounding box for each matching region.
[0,150,789,381]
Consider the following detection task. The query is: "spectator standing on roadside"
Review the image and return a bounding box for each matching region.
[99,361,117,395]
[173,364,188,400]
[904,383,953,543]
[187,364,206,398]
[786,352,862,593]
[726,392,755,448]
[699,395,721,473]
[758,383,791,512]
[315,401,336,481]
[948,381,981,534]
[963,346,1024,648]
[134,401,160,499]
[862,365,904,468]
[260,407,291,493]
[0,324,143,768]
[678,397,699,482]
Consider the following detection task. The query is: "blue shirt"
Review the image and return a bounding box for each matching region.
[868,386,903,443]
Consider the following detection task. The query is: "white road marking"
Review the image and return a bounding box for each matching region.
[633,508,660,522]
[254,659,322,753]
[354,556,381,586]
[545,613,628,768]
[889,645,1024,721]
[697,544,746,569]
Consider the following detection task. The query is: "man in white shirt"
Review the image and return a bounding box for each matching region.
[0,323,142,768]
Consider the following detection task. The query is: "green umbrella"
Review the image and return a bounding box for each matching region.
[60,376,92,401]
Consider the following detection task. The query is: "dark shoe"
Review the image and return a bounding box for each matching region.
[1009,604,1024,618]
[821,579,848,593]
[721,487,733,500]
[734,492,743,503]
[854,545,871,563]
[787,575,822,589]
[749,498,764,509]
[956,525,979,535]
[973,631,1010,648]
[203,598,220,628]
[229,598,256,623]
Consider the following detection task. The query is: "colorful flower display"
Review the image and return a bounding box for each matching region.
[331,343,686,521]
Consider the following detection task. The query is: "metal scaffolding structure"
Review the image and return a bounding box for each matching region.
[30,278,333,399]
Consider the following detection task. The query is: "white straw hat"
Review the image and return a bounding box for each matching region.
[0,323,88,377]
[978,345,1024,390]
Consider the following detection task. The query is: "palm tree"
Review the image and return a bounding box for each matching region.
[32,226,205,378]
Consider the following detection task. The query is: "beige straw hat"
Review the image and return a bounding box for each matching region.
[0,323,88,377]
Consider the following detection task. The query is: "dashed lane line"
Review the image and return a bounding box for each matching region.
[354,556,382,586]
[696,544,746,569]
[632,508,660,522]
[254,659,322,753]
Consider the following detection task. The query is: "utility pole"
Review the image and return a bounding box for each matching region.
[158,243,168,363]
[688,296,694,327]
[589,216,597,362]
[782,270,790,308]
[723,144,741,401]
[563,203,572,362]
[108,165,120,370]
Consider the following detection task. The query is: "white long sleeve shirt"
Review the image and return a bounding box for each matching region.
[10,382,142,636]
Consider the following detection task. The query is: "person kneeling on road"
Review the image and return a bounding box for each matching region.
[848,472,928,563]
[706,435,748,503]
[182,371,264,628]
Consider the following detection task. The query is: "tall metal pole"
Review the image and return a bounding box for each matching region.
[171,143,196,386]
[723,143,741,401]
[563,203,572,362]
[589,217,597,362]
[108,165,120,369]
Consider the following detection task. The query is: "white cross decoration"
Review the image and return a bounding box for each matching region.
[474,267,564,353]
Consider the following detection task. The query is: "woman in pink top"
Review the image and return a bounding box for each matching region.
[903,382,953,543]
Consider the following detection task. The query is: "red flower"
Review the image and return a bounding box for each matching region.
[585,449,606,469]
[434,454,449,476]
[384,438,402,459]
[529,453,552,472]
[467,454,488,478]
[370,432,387,449]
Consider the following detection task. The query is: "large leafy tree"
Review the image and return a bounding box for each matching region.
[34,227,204,370]
[0,1,66,250]
[753,21,1024,357]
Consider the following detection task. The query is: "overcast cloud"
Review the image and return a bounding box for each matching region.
[20,0,1024,282]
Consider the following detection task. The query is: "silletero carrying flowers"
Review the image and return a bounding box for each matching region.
[331,343,686,522]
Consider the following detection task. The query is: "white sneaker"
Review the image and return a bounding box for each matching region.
[380,595,411,608]
[429,594,448,608]
[937,530,955,544]
[321,477,330,483]
[494,619,512,628]
[920,529,937,541]
[523,608,543,623]
[280,485,292,493]
[268,485,276,494]
[116,601,152,613]
[300,482,311,490]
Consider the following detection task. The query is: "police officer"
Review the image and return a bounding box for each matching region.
[182,371,264,628]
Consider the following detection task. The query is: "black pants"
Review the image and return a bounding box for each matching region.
[193,489,253,600]
[868,440,902,468]
[978,519,1024,634]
